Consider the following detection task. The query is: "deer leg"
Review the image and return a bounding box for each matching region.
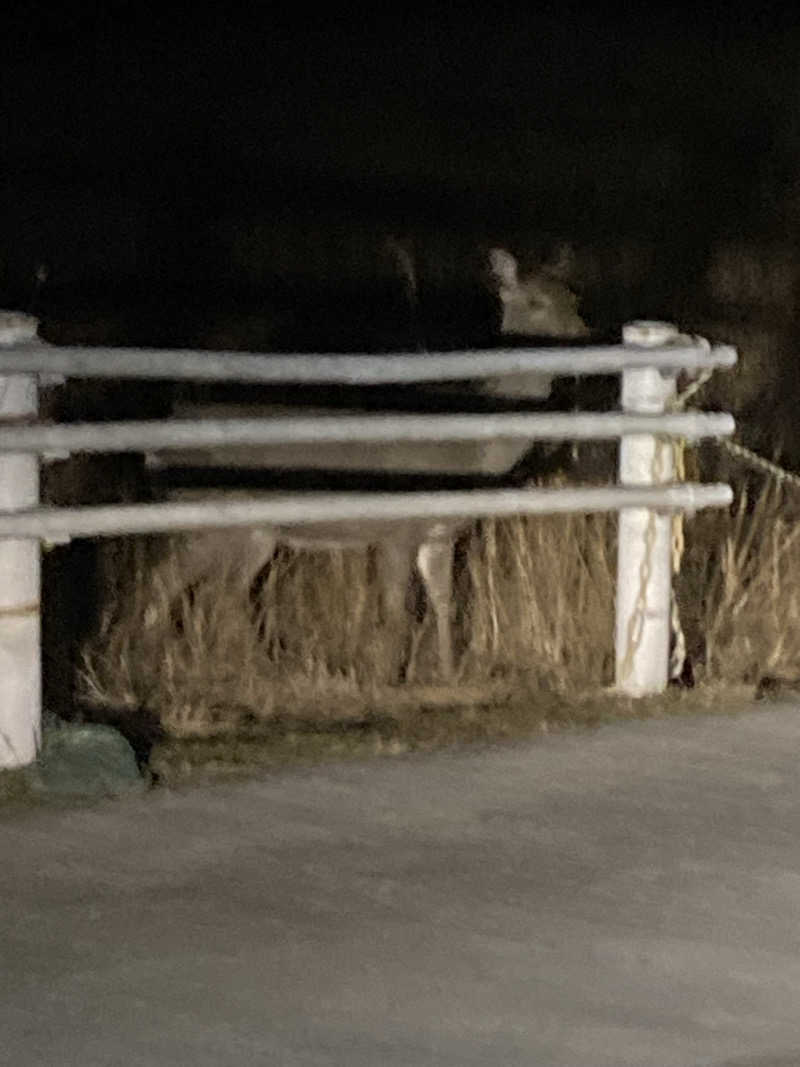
[375,538,416,684]
[239,528,279,591]
[416,538,455,680]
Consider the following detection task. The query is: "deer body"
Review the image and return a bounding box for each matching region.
[151,248,588,681]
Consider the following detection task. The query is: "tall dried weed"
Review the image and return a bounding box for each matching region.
[79,464,800,736]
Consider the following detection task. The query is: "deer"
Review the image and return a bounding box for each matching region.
[147,246,589,683]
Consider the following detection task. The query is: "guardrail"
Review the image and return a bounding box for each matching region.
[0,312,736,768]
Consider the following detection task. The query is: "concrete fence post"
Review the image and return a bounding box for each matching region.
[615,321,679,696]
[0,312,41,769]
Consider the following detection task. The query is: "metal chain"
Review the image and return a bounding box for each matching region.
[717,437,800,490]
[668,420,688,680]
[664,368,715,681]
[618,358,716,688]
[617,430,668,686]
[672,366,715,412]
[651,360,800,682]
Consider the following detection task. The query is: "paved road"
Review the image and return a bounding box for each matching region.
[4,706,800,1066]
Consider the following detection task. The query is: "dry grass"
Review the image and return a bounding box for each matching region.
[458,512,616,686]
[680,471,800,684]
[80,537,279,735]
[78,463,800,751]
[79,512,618,737]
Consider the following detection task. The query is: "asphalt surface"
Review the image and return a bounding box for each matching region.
[4,706,800,1066]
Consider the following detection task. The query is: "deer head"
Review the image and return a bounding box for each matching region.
[489,246,588,339]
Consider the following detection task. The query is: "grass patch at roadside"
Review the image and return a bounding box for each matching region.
[147,682,761,787]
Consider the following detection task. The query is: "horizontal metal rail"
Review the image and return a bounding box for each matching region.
[0,411,736,455]
[0,484,734,541]
[0,341,736,384]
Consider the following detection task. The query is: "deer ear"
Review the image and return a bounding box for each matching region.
[544,242,576,281]
[488,248,519,289]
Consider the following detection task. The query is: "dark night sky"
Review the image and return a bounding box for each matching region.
[3,7,800,302]
[5,9,795,187]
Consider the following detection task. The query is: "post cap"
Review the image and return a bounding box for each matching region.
[623,321,681,347]
[0,311,39,346]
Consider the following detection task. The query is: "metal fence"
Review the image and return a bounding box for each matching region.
[0,312,736,768]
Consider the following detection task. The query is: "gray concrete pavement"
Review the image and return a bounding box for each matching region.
[4,706,800,1065]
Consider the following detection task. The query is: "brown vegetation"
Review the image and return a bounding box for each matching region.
[79,454,800,742]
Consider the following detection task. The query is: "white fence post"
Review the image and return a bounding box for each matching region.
[615,321,679,696]
[0,313,41,769]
